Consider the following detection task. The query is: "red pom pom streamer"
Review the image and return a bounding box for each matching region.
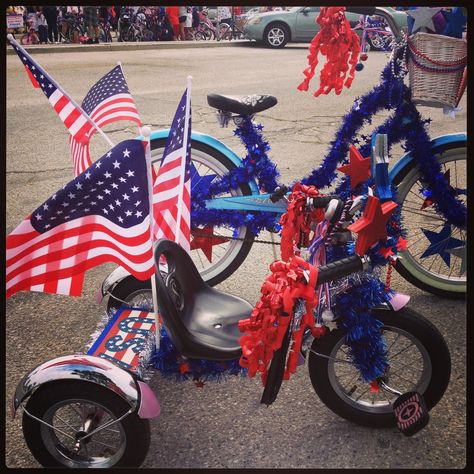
[238,184,326,385]
[297,6,361,97]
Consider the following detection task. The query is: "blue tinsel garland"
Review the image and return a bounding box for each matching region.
[150,326,247,382]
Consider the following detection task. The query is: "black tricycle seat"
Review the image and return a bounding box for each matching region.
[154,239,252,360]
[207,93,277,115]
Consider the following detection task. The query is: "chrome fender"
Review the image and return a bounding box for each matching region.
[374,292,410,312]
[98,265,132,303]
[12,354,160,420]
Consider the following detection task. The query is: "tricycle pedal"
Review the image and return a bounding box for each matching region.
[393,391,429,436]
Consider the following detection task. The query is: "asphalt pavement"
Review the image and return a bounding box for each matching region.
[5,43,466,468]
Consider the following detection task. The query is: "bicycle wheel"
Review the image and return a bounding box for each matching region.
[68,26,80,43]
[394,146,466,298]
[218,23,232,40]
[57,20,70,42]
[22,380,150,468]
[308,307,451,427]
[106,138,256,313]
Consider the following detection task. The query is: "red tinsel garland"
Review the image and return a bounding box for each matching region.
[238,185,326,385]
[297,6,361,97]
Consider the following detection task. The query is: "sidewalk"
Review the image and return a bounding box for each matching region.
[6,39,253,55]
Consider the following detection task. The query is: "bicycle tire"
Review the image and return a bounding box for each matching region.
[68,26,80,43]
[20,34,32,45]
[308,307,451,427]
[393,145,466,298]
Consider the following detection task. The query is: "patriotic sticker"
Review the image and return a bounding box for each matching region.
[87,307,156,373]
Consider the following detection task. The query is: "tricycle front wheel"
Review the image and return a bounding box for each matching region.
[308,308,451,427]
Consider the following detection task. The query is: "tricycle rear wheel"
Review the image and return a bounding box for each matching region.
[22,380,150,468]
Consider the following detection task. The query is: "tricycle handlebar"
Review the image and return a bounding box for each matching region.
[345,6,402,39]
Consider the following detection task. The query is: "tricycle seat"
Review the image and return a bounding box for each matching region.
[154,239,252,361]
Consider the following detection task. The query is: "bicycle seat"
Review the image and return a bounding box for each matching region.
[207,93,277,115]
[154,239,252,360]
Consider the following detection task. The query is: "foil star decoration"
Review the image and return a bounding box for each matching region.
[407,7,442,34]
[348,195,398,256]
[420,224,464,267]
[379,246,395,259]
[396,236,409,251]
[446,246,466,276]
[190,226,230,263]
[324,320,338,332]
[337,145,371,190]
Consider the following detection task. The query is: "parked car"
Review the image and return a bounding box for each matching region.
[243,6,407,48]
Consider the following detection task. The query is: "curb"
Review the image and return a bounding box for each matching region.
[6,39,254,55]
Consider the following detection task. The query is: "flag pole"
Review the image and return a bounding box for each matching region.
[7,34,115,149]
[117,61,143,137]
[175,76,192,246]
[141,125,161,347]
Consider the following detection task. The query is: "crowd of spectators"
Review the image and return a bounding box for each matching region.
[6,6,267,44]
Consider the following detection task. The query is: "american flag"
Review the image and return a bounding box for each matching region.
[6,139,155,299]
[70,64,142,177]
[10,40,94,156]
[153,87,192,251]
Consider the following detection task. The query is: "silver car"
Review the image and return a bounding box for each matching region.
[244,6,406,48]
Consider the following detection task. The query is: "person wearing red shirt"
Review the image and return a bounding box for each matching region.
[166,6,180,40]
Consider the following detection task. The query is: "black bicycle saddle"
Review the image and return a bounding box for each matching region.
[207,93,277,115]
[154,239,253,360]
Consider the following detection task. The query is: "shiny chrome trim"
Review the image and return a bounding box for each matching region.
[13,355,140,418]
[99,266,132,302]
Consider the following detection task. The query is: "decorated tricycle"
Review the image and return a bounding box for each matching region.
[11,134,451,467]
[6,6,464,468]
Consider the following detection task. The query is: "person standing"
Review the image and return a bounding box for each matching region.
[178,5,187,40]
[166,6,180,40]
[42,5,59,43]
[35,7,48,44]
[84,5,100,44]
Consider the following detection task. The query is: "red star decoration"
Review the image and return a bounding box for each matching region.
[421,169,451,209]
[194,380,205,388]
[379,246,395,259]
[396,236,409,251]
[190,226,230,263]
[179,362,191,374]
[337,145,371,190]
[369,380,380,393]
[348,196,398,256]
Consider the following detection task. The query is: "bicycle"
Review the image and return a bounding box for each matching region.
[101,9,465,313]
[194,12,232,41]
[13,168,451,467]
[20,17,40,45]
[57,13,82,43]
[98,16,113,43]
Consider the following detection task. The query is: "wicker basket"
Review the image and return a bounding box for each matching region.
[407,32,467,108]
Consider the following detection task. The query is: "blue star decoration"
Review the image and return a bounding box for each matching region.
[442,7,467,39]
[190,163,217,197]
[420,224,464,267]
